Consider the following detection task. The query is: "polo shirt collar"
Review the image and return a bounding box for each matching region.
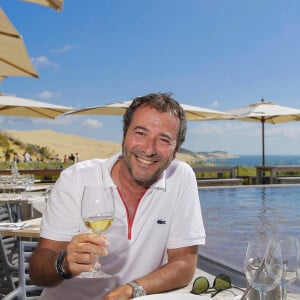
[102,152,120,188]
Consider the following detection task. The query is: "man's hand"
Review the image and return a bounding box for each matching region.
[30,233,111,286]
[103,284,133,300]
[64,233,110,276]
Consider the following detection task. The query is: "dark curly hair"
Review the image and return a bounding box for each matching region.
[123,93,187,151]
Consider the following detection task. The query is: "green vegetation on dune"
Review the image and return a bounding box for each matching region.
[0,131,74,176]
[0,131,56,163]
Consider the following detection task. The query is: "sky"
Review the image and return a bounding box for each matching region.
[1,0,300,156]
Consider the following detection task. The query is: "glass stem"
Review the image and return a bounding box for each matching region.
[280,285,287,300]
[93,254,101,272]
[93,233,101,273]
[259,291,266,300]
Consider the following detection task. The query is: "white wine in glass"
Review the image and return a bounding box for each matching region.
[84,216,113,234]
[81,185,115,278]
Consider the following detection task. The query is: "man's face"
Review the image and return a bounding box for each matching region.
[122,105,180,187]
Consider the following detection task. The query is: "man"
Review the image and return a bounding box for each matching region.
[24,151,31,162]
[68,153,75,164]
[30,93,206,299]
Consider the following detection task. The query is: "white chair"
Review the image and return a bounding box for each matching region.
[0,202,13,223]
[0,203,18,297]
[0,235,18,297]
[3,240,43,300]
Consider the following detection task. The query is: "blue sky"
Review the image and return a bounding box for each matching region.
[1,0,300,155]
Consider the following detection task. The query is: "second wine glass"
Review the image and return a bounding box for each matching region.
[81,185,115,278]
[245,237,283,300]
[278,235,299,300]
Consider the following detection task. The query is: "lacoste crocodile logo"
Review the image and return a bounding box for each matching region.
[157,219,166,224]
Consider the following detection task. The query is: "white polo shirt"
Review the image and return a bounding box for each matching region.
[39,153,206,300]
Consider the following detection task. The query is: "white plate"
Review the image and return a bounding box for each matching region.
[139,294,210,300]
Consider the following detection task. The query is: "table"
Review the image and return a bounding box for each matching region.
[0,181,52,220]
[26,183,53,192]
[172,268,299,299]
[0,217,40,238]
[0,192,46,220]
[1,183,53,193]
[256,165,300,184]
[0,169,63,178]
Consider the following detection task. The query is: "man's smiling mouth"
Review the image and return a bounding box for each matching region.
[136,156,156,165]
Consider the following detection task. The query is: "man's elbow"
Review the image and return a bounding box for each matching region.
[176,259,197,287]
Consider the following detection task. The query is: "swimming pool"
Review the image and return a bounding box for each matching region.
[198,185,300,274]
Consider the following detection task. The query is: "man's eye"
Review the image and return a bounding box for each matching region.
[135,131,144,136]
[159,138,171,144]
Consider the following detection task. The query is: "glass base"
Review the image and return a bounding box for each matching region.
[78,270,112,279]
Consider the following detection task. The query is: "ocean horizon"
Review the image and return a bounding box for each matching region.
[210,154,300,167]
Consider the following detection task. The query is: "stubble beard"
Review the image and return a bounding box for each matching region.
[122,147,174,188]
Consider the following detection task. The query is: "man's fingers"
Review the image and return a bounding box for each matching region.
[71,233,109,246]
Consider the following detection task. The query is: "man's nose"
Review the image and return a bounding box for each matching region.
[141,137,156,155]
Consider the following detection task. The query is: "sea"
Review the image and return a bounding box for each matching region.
[209,154,300,167]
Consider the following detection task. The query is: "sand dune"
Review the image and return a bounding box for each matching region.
[5,130,121,161]
[4,129,196,163]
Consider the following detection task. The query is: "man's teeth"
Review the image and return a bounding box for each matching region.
[138,157,153,164]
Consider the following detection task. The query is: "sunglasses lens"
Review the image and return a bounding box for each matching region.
[213,274,231,290]
[191,277,209,294]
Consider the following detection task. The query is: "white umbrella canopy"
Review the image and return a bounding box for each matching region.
[21,0,64,11]
[228,99,300,124]
[227,99,300,166]
[180,103,231,121]
[66,100,132,116]
[0,93,72,118]
[66,100,230,121]
[0,8,39,83]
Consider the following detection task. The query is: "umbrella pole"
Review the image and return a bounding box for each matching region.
[262,118,265,167]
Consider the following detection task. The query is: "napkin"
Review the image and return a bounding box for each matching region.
[0,222,30,231]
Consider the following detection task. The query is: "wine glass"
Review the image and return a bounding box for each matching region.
[25,174,35,191]
[81,185,115,278]
[245,237,283,300]
[277,235,299,300]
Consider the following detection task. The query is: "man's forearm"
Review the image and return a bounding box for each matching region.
[137,254,197,294]
[103,258,196,300]
[29,248,64,287]
[104,246,198,299]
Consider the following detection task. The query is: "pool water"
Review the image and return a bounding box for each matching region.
[199,185,300,273]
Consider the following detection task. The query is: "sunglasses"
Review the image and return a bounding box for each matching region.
[191,274,244,297]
